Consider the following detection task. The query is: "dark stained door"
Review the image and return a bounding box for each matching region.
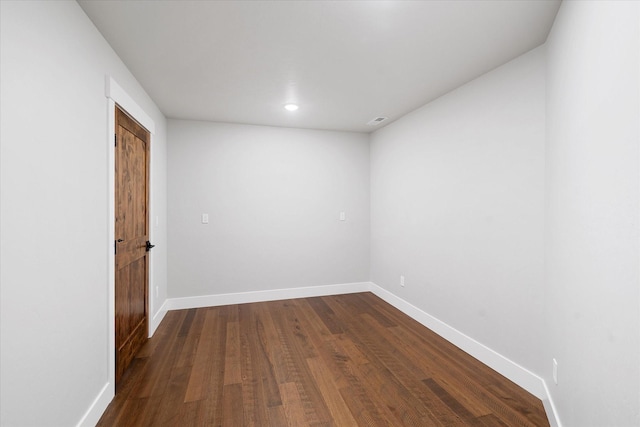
[115,105,150,387]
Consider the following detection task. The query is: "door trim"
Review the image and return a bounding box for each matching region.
[105,76,155,399]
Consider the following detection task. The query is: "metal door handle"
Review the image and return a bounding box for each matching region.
[146,241,155,252]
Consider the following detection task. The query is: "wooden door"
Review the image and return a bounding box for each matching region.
[115,106,150,387]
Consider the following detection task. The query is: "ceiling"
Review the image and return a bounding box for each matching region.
[79,0,561,133]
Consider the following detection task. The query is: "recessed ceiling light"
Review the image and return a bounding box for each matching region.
[284,103,299,112]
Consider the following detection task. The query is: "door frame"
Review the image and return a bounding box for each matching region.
[105,76,156,398]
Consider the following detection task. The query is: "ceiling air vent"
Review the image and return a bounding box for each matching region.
[367,116,388,126]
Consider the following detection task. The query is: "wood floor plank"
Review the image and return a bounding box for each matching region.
[306,355,359,426]
[339,385,392,427]
[176,400,201,426]
[296,298,338,345]
[175,308,206,369]
[356,361,447,426]
[223,320,242,385]
[142,365,191,426]
[279,382,308,426]
[97,292,550,427]
[267,404,289,426]
[222,383,244,426]
[306,296,344,334]
[200,308,228,426]
[294,296,382,423]
[272,300,333,425]
[253,302,291,384]
[390,323,541,427]
[383,323,493,418]
[184,309,220,402]
[324,297,462,426]
[323,334,403,426]
[177,308,196,337]
[363,294,546,426]
[340,292,397,327]
[275,299,318,359]
[474,413,512,427]
[424,377,480,425]
[131,310,185,399]
[359,312,495,422]
[238,303,280,427]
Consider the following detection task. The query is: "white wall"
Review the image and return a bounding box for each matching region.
[370,47,546,376]
[0,1,167,426]
[545,2,640,426]
[2,2,638,427]
[168,120,369,298]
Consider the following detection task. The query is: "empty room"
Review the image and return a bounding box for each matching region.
[1,1,639,426]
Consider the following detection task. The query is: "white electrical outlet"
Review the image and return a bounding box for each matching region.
[202,213,209,224]
[339,211,346,221]
[552,358,558,384]
[400,275,405,287]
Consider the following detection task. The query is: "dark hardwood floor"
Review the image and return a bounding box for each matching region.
[98,292,550,426]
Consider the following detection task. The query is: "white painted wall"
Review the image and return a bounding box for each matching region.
[167,120,369,298]
[0,1,167,426]
[370,47,546,376]
[545,2,640,426]
[2,2,638,427]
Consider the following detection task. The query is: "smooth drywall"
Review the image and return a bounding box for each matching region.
[545,1,640,425]
[370,47,546,375]
[168,121,369,298]
[0,1,167,425]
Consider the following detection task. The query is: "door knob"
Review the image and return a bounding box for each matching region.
[145,241,155,252]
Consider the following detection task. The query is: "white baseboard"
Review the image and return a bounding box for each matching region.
[369,283,544,397]
[149,299,168,337]
[79,300,166,426]
[166,281,372,311]
[542,382,563,427]
[75,382,113,427]
[368,282,561,427]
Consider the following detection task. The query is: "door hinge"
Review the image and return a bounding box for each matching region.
[114,240,117,255]
[114,133,117,147]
